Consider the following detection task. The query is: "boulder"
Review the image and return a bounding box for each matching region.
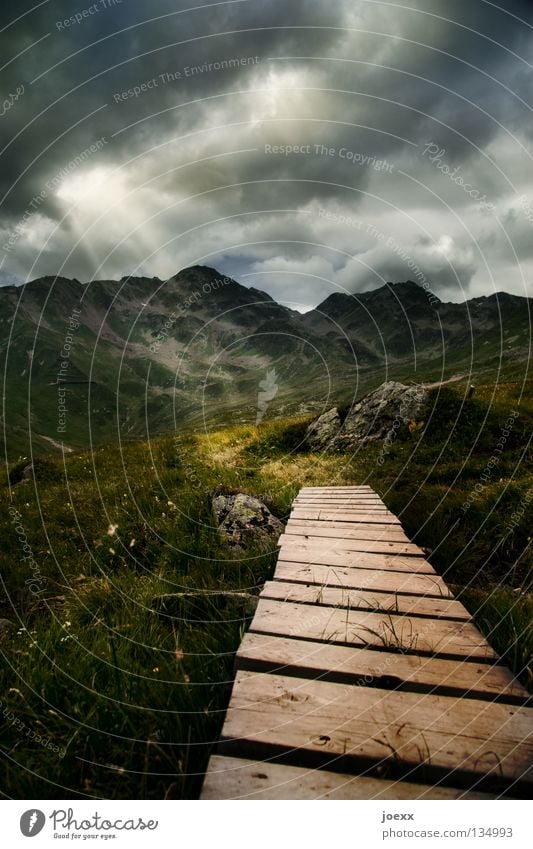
[0,618,15,643]
[212,492,284,549]
[336,381,429,449]
[8,463,33,486]
[304,407,341,451]
[8,459,62,487]
[306,382,429,452]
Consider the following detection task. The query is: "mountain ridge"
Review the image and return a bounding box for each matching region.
[5,266,530,313]
[1,265,530,459]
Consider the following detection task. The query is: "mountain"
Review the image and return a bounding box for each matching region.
[302,281,531,365]
[0,266,530,459]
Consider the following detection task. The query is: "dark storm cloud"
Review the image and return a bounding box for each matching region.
[1,0,532,301]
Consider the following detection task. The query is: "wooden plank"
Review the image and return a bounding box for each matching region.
[294,493,387,509]
[295,494,382,499]
[295,494,384,500]
[287,521,410,542]
[220,671,533,784]
[291,509,401,524]
[298,487,379,492]
[277,544,436,574]
[279,532,424,557]
[295,498,390,505]
[299,489,377,494]
[294,503,389,510]
[294,506,387,511]
[289,518,407,533]
[250,599,496,659]
[295,496,385,502]
[294,505,390,511]
[295,497,386,503]
[260,580,471,621]
[201,755,495,799]
[296,490,382,495]
[237,633,530,701]
[294,505,393,510]
[274,561,453,597]
[300,486,376,491]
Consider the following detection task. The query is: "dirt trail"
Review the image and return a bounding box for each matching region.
[40,435,74,453]
[420,373,468,389]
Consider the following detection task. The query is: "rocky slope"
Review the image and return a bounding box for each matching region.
[0,266,530,459]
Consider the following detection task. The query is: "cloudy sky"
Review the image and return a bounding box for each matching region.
[1,0,532,309]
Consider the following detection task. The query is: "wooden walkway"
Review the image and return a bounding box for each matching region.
[201,486,532,799]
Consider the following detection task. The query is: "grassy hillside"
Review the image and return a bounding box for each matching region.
[0,379,531,798]
[2,268,531,461]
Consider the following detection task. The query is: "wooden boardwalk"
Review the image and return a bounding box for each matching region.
[201,486,532,799]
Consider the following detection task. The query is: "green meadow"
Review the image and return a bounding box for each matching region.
[0,380,531,798]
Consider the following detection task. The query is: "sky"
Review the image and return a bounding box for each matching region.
[1,0,533,310]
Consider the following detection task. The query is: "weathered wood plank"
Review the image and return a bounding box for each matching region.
[299,490,377,496]
[289,504,394,512]
[201,755,495,799]
[220,672,533,784]
[276,544,436,574]
[300,486,376,491]
[295,496,385,503]
[295,498,390,505]
[294,504,389,511]
[291,509,401,524]
[274,561,453,597]
[250,599,496,659]
[237,633,529,701]
[295,492,385,500]
[260,580,471,620]
[286,521,410,542]
[294,503,391,511]
[294,508,388,512]
[289,517,407,532]
[279,532,424,557]
[296,495,386,502]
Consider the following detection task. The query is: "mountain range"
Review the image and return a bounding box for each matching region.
[1,265,530,459]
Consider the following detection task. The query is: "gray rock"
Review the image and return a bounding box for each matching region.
[304,407,341,451]
[0,618,15,643]
[213,492,284,549]
[9,463,33,486]
[338,381,429,449]
[306,382,429,452]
